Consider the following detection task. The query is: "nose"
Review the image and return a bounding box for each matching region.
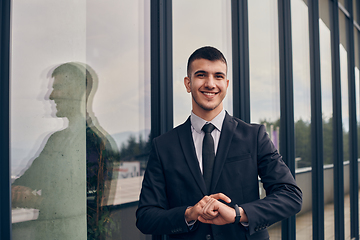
[49,89,58,100]
[49,90,54,100]
[204,76,215,89]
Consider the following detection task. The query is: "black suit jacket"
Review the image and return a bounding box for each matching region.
[136,113,302,240]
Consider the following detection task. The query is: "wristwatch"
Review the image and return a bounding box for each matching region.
[233,204,241,224]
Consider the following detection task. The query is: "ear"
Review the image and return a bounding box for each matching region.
[184,76,191,93]
[226,79,229,88]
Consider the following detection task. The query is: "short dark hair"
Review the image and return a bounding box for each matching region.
[187,46,227,77]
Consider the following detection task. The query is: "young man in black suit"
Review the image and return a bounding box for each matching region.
[136,46,302,240]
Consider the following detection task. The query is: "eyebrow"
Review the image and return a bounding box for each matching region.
[193,70,205,75]
[193,70,226,76]
[214,72,226,76]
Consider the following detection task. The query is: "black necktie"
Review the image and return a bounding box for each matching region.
[202,123,215,194]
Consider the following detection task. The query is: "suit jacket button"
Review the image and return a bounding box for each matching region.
[206,234,212,240]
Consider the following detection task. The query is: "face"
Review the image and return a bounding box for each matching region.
[184,58,229,118]
[49,74,85,118]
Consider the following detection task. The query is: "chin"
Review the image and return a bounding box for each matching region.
[54,109,65,117]
[200,102,222,111]
[55,113,65,118]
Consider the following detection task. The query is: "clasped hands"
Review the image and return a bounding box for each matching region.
[185,193,248,225]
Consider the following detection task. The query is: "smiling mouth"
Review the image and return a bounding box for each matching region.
[202,92,217,96]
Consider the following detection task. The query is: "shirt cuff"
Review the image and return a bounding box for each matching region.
[185,206,196,229]
[186,219,196,227]
[241,222,249,227]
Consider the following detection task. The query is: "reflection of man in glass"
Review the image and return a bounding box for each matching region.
[12,63,118,240]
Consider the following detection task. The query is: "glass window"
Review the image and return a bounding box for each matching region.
[11,1,88,238]
[11,1,150,239]
[291,0,312,239]
[249,0,280,127]
[248,0,281,238]
[292,0,312,169]
[319,0,335,238]
[172,0,233,127]
[339,9,351,240]
[319,16,335,240]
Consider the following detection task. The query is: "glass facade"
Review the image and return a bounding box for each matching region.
[10,0,150,239]
[1,0,359,239]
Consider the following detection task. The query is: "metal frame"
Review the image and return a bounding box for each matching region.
[150,1,172,239]
[231,0,250,123]
[354,3,360,240]
[151,0,173,140]
[308,0,325,239]
[344,0,359,239]
[277,1,296,239]
[330,0,345,239]
[0,0,12,239]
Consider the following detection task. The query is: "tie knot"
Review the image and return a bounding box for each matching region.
[202,123,215,133]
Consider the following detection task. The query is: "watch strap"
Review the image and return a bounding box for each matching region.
[233,204,241,224]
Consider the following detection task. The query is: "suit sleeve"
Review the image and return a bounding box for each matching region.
[240,125,302,235]
[136,139,191,235]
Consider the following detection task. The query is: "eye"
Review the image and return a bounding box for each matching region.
[216,75,224,79]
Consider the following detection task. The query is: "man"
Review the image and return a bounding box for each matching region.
[136,46,302,239]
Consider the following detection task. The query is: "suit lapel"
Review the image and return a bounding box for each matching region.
[177,118,207,195]
[210,113,238,193]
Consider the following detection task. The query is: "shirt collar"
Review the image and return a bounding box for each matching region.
[190,109,226,134]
